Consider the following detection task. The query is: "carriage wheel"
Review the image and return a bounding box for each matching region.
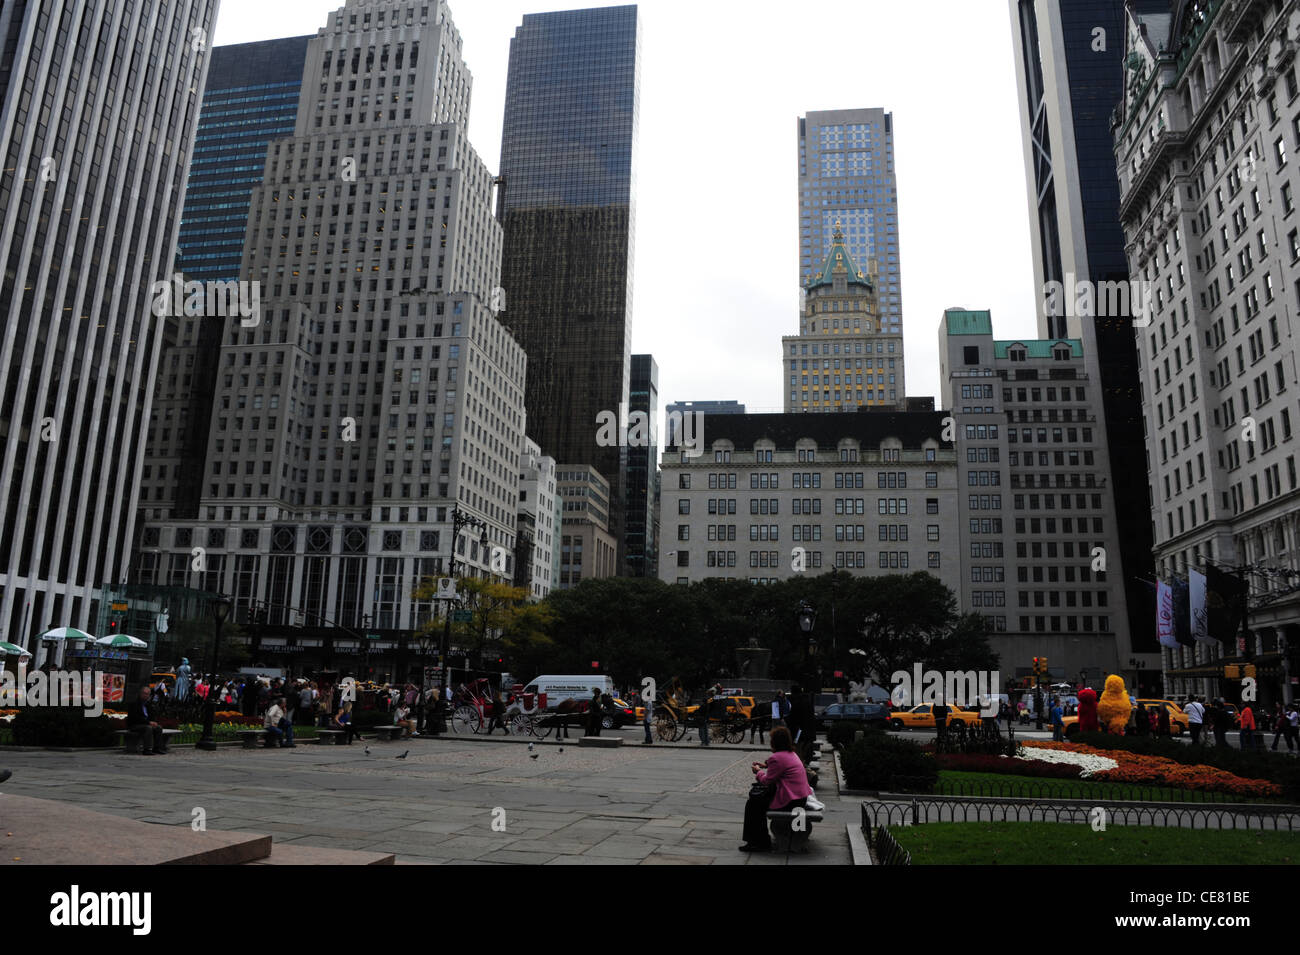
[508,714,531,737]
[725,719,747,744]
[451,704,480,734]
[654,713,677,742]
[531,716,553,739]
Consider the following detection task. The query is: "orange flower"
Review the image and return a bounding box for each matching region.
[1021,740,1280,798]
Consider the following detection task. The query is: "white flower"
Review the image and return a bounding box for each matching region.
[1015,746,1118,778]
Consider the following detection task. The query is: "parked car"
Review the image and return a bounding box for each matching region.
[888,703,983,730]
[818,702,889,730]
[602,697,637,730]
[813,693,844,717]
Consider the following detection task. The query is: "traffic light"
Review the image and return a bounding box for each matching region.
[1041,656,1048,676]
[1032,656,1041,677]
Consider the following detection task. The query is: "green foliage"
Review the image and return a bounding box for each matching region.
[826,720,869,750]
[10,708,120,747]
[529,570,998,692]
[840,732,937,792]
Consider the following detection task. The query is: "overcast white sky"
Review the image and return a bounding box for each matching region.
[214,0,1040,415]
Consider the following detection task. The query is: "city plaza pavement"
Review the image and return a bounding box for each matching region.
[0,730,854,865]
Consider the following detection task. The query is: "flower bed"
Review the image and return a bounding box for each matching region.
[1022,740,1281,800]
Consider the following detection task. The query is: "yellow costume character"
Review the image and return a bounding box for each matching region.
[1097,674,1131,734]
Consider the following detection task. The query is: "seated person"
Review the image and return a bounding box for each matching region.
[394,703,418,738]
[264,696,295,747]
[333,701,361,744]
[126,686,169,755]
[740,726,812,852]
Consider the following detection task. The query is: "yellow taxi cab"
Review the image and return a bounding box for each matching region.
[888,703,983,730]
[1059,698,1187,736]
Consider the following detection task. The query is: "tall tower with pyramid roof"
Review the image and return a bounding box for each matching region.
[782,221,906,412]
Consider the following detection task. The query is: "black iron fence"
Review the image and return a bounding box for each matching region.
[930,776,1247,803]
[862,795,1300,831]
[868,820,912,866]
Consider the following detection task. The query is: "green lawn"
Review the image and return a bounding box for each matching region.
[892,822,1300,865]
[937,770,1251,804]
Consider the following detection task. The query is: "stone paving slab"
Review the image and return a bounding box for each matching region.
[0,737,855,865]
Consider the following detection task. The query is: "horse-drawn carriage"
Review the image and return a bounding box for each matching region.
[651,677,747,743]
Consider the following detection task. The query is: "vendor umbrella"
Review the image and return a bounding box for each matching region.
[0,641,31,658]
[39,627,95,642]
[94,634,148,649]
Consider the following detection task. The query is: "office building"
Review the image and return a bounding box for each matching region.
[557,464,618,588]
[1010,0,1157,661]
[497,6,641,569]
[797,108,903,335]
[138,1,528,669]
[0,0,217,641]
[625,353,658,576]
[146,35,313,522]
[664,399,745,449]
[516,437,558,599]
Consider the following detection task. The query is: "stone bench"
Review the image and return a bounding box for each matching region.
[578,736,622,748]
[236,729,275,749]
[371,725,404,741]
[315,729,346,745]
[766,806,825,853]
[116,728,181,754]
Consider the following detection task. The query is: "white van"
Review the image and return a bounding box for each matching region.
[523,675,615,710]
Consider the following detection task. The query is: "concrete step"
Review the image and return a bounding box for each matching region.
[246,843,394,865]
[578,736,622,748]
[1,793,271,865]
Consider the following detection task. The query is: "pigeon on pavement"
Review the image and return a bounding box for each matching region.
[396,750,410,759]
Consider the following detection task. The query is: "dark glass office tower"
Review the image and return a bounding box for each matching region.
[0,0,218,642]
[498,5,640,570]
[1010,0,1157,655]
[625,354,657,577]
[143,36,312,522]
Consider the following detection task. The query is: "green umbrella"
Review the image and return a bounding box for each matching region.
[0,641,31,658]
[94,634,147,649]
[39,627,95,642]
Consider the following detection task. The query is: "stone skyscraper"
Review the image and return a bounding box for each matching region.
[497,5,640,571]
[139,1,527,665]
[0,0,218,642]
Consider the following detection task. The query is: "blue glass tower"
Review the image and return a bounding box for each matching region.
[498,5,641,570]
[176,36,313,282]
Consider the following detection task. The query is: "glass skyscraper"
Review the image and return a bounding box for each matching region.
[625,353,657,577]
[798,108,903,335]
[143,36,312,522]
[497,5,640,570]
[176,36,313,284]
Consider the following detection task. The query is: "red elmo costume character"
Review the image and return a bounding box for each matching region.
[1077,687,1099,733]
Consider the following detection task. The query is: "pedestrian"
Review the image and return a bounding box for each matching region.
[175,658,192,702]
[1050,696,1065,742]
[642,699,654,745]
[1211,699,1230,747]
[1239,702,1257,751]
[1157,705,1171,738]
[485,689,509,736]
[748,701,769,744]
[933,697,950,743]
[769,690,789,731]
[1185,696,1205,745]
[393,702,418,739]
[585,687,603,737]
[1269,703,1289,751]
[298,681,314,726]
[698,685,715,746]
[1133,703,1148,736]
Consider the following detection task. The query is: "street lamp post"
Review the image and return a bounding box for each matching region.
[197,595,232,751]
[429,506,488,734]
[797,600,817,687]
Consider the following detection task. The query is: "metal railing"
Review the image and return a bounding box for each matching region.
[863,795,1300,830]
[930,776,1246,803]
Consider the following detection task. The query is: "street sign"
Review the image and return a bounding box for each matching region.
[452,610,472,623]
[110,602,128,612]
[365,633,381,640]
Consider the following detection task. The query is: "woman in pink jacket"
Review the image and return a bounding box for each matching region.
[740,726,812,852]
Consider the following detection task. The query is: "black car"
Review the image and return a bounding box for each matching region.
[817,702,889,730]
